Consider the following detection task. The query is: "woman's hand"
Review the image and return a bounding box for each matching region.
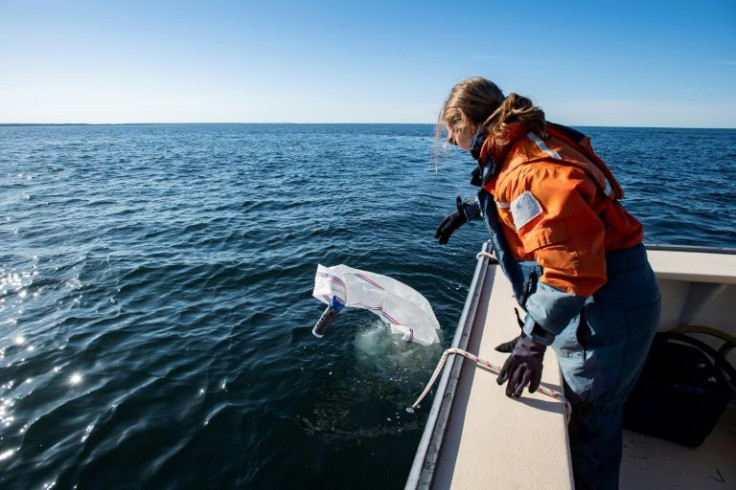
[496,335,547,398]
[435,196,467,245]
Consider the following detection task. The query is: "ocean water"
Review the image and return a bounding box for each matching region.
[0,124,734,489]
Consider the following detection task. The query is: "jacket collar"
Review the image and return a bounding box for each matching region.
[470,122,528,187]
[470,129,487,163]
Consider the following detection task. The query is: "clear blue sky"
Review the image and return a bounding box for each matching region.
[1,0,735,127]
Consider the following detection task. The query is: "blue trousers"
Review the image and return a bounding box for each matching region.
[552,244,661,489]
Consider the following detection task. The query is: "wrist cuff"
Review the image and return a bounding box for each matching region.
[523,314,556,346]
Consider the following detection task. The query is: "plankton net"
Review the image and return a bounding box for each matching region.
[311,264,441,346]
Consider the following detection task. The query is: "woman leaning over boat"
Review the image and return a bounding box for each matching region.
[434,76,661,489]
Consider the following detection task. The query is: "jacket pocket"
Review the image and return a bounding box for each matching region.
[554,313,586,361]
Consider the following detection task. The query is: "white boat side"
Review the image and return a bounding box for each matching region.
[406,243,736,489]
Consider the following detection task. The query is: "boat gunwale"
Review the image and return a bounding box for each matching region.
[645,244,736,255]
[404,241,495,489]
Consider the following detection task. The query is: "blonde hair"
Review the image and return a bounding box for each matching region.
[437,76,546,148]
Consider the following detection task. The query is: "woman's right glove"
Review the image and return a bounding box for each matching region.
[496,335,547,398]
[435,196,467,245]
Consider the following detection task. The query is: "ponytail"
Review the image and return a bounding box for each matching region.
[480,93,546,146]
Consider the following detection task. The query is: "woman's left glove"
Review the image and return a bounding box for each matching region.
[496,335,546,398]
[435,196,467,245]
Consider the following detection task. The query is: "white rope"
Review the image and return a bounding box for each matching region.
[476,251,496,260]
[409,347,571,422]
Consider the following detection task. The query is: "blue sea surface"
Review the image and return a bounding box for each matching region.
[0,124,734,489]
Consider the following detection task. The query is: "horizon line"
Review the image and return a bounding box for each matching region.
[2,122,735,130]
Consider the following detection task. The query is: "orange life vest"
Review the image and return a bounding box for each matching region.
[482,128,644,297]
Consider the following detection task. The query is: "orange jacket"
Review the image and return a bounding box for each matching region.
[482,130,643,297]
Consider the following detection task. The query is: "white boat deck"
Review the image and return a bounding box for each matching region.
[406,245,736,489]
[621,247,736,489]
[621,407,735,489]
[432,264,573,489]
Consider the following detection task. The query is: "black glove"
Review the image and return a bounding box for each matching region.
[435,196,467,245]
[496,335,546,398]
[494,336,521,353]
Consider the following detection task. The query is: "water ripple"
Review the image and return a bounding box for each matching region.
[0,124,734,488]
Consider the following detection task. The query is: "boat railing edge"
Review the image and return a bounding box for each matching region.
[645,243,736,255]
[405,241,496,489]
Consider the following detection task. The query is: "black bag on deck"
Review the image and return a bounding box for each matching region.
[623,331,735,448]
